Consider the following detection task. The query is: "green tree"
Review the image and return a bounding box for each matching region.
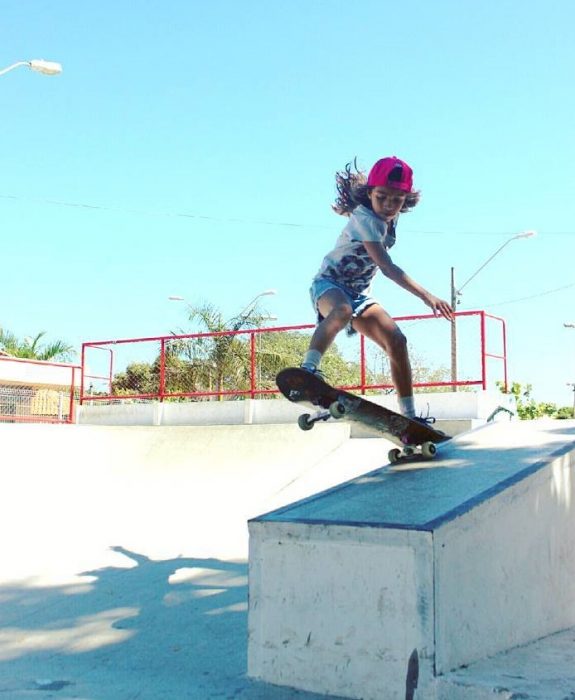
[170,300,280,399]
[255,330,361,391]
[110,300,459,400]
[112,362,157,396]
[111,351,218,398]
[496,381,572,419]
[365,344,451,395]
[0,328,75,362]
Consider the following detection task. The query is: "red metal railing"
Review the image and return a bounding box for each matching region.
[80,310,507,404]
[0,356,81,424]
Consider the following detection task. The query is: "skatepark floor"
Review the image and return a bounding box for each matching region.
[0,549,349,699]
[0,422,378,699]
[2,420,575,699]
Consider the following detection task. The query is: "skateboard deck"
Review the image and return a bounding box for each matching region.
[276,367,450,462]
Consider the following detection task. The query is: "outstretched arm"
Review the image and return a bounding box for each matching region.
[364,241,453,320]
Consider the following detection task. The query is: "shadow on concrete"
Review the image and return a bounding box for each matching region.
[542,423,575,437]
[0,546,345,699]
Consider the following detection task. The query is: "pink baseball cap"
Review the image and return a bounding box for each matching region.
[367,156,413,192]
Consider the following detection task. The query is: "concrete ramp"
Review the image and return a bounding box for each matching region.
[4,421,406,699]
[248,419,575,700]
[0,422,391,581]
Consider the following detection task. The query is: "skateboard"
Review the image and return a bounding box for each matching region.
[276,367,450,463]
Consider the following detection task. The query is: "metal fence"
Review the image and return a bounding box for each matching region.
[80,310,508,405]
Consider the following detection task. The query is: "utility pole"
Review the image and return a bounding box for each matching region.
[566,325,575,417]
[450,267,457,391]
[567,383,575,418]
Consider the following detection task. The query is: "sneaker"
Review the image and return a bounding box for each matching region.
[412,415,446,436]
[300,364,327,382]
[413,415,436,425]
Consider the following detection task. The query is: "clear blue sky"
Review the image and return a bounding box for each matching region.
[2,0,574,405]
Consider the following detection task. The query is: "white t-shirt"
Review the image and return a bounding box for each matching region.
[313,205,397,294]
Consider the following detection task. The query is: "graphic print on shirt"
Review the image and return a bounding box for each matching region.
[314,206,398,296]
[323,243,378,293]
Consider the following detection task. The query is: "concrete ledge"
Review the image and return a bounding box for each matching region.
[247,420,575,699]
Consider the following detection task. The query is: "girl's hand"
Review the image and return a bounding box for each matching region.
[425,294,454,320]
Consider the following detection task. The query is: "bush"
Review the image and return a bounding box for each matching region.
[497,381,573,420]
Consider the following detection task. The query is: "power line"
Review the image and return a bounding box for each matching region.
[1,193,574,236]
[0,193,327,229]
[484,282,575,308]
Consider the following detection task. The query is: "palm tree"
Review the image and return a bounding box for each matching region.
[0,329,75,362]
[170,301,360,397]
[170,300,274,398]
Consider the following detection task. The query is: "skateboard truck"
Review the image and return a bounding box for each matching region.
[298,400,439,463]
[387,441,438,463]
[297,400,345,431]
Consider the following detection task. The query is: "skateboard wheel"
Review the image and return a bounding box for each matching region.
[298,413,314,431]
[329,401,346,419]
[421,442,437,458]
[403,446,415,457]
[388,448,402,464]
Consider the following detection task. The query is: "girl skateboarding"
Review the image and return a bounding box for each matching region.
[301,156,453,419]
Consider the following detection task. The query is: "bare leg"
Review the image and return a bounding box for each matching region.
[352,304,413,398]
[307,288,354,355]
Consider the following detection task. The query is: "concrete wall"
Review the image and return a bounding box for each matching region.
[248,522,435,700]
[76,399,254,426]
[434,446,575,673]
[371,389,515,420]
[77,398,303,426]
[78,390,514,434]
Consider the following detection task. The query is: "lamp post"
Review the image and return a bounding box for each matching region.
[0,59,63,77]
[450,230,536,389]
[566,324,575,417]
[233,289,277,330]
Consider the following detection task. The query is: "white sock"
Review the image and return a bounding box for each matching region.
[398,396,416,418]
[302,350,322,369]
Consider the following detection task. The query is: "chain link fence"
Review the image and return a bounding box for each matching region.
[0,357,81,423]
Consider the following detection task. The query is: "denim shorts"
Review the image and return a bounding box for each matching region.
[309,278,378,334]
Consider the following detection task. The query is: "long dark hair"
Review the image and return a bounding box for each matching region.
[332,159,421,216]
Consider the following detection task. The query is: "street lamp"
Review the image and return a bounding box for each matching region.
[0,59,63,77]
[453,230,536,303]
[236,289,277,320]
[566,324,575,416]
[450,230,536,389]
